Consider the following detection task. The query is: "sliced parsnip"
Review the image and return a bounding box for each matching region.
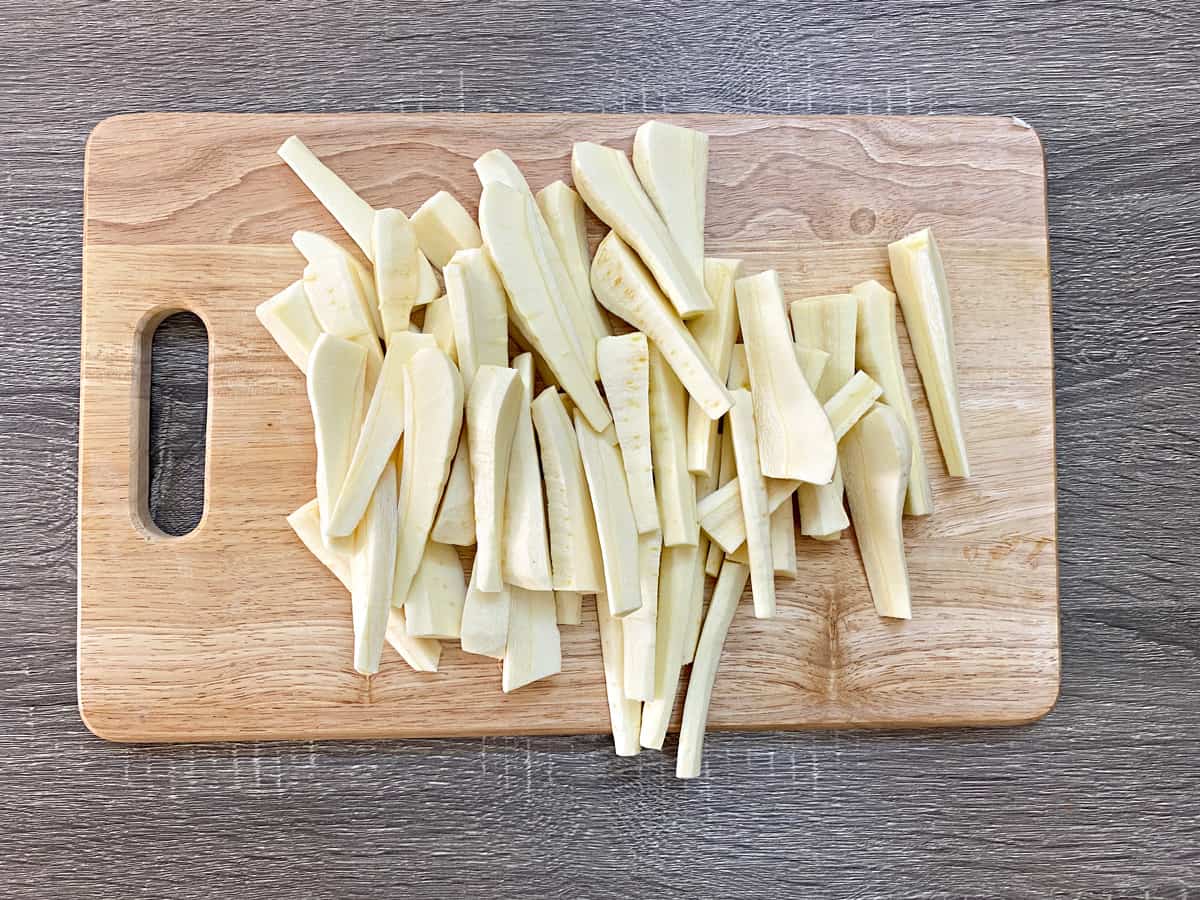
[502,354,553,590]
[308,335,367,545]
[728,388,775,619]
[623,531,662,701]
[852,278,934,514]
[574,410,642,618]
[686,258,742,474]
[705,423,736,576]
[648,345,698,546]
[675,559,750,779]
[639,544,700,750]
[371,208,421,339]
[825,371,884,441]
[328,332,436,537]
[572,141,711,319]
[795,345,830,392]
[474,148,533,194]
[841,403,913,619]
[386,609,442,672]
[278,136,376,260]
[535,180,612,346]
[632,120,708,285]
[420,293,457,363]
[460,560,511,659]
[430,431,476,546]
[590,232,731,420]
[682,524,710,664]
[770,500,797,578]
[735,270,836,484]
[467,365,523,593]
[555,590,583,626]
[411,191,482,268]
[595,594,642,756]
[597,333,659,535]
[404,541,467,640]
[256,281,322,373]
[478,181,611,430]
[349,461,398,675]
[888,228,970,477]
[502,587,562,693]
[531,388,605,592]
[444,247,509,391]
[392,349,465,607]
[303,254,381,343]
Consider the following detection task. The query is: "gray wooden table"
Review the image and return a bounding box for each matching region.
[2,2,1198,897]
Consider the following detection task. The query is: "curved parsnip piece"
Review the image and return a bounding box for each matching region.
[888,229,969,477]
[278,136,376,260]
[386,609,442,672]
[502,354,553,591]
[474,148,533,194]
[502,587,562,693]
[597,333,658,535]
[460,560,511,659]
[479,181,611,430]
[392,349,465,607]
[574,410,642,618]
[371,208,421,339]
[735,270,836,484]
[632,120,708,285]
[420,293,457,363]
[648,345,698,546]
[350,461,398,675]
[686,258,742,474]
[590,232,731,420]
[728,389,775,619]
[308,335,367,544]
[430,432,475,546]
[404,541,467,640]
[675,559,750,779]
[303,254,381,343]
[467,365,523,593]
[257,281,322,373]
[572,141,711,319]
[411,191,482,268]
[293,230,383,333]
[329,332,436,536]
[596,595,642,756]
[444,247,509,391]
[842,404,913,619]
[531,388,604,592]
[623,531,662,701]
[639,544,700,749]
[852,279,934,514]
[535,180,612,346]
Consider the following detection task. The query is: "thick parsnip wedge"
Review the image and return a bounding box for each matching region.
[555,591,583,626]
[770,501,797,578]
[257,281,323,373]
[632,120,708,285]
[411,191,482,268]
[841,403,913,619]
[591,232,731,420]
[386,609,442,672]
[535,180,612,346]
[852,278,934,513]
[303,254,381,343]
[572,141,711,319]
[888,228,969,477]
[392,348,465,607]
[278,136,376,260]
[502,587,562,693]
[675,560,750,779]
[308,335,367,544]
[467,365,523,593]
[420,293,457,363]
[459,559,511,659]
[686,258,742,474]
[574,410,642,618]
[431,432,475,546]
[623,531,662,701]
[826,371,884,441]
[474,148,533,194]
[531,389,605,592]
[444,247,509,391]
[639,544,700,749]
[597,333,659,535]
[405,541,467,640]
[502,354,553,590]
[479,181,611,430]
[349,461,398,675]
[596,595,642,756]
[649,345,699,546]
[735,270,836,484]
[728,389,775,619]
[371,208,421,339]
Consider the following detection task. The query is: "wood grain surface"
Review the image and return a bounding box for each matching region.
[3,1,1199,897]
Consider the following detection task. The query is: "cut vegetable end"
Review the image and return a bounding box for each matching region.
[501,353,554,591]
[555,590,583,625]
[622,531,663,701]
[411,190,482,268]
[648,344,699,547]
[727,389,775,619]
[277,136,376,260]
[638,543,699,750]
[597,333,659,535]
[596,595,643,756]
[466,365,523,594]
[460,561,512,658]
[502,587,562,693]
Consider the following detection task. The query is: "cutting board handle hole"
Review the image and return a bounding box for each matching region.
[134,310,210,537]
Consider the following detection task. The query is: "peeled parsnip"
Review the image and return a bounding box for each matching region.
[735,270,836,484]
[291,229,386,337]
[639,543,700,749]
[555,591,583,626]
[597,333,659,535]
[535,180,612,348]
[675,559,750,779]
[596,595,642,756]
[648,345,699,547]
[459,560,511,659]
[256,281,322,373]
[825,371,884,441]
[502,354,554,591]
[404,541,467,640]
[444,248,509,391]
[467,365,523,593]
[852,278,934,514]
[888,228,970,477]
[632,121,708,285]
[681,521,711,664]
[572,141,711,319]
[795,345,830,392]
[349,460,398,675]
[307,335,367,546]
[502,587,562,693]
[727,389,774,618]
[303,254,382,344]
[430,431,475,546]
[420,293,458,363]
[386,609,442,672]
[841,403,913,619]
[686,258,742,475]
[411,191,482,268]
[278,136,376,260]
[590,232,731,420]
[705,423,736,577]
[371,208,422,339]
[623,531,662,701]
[771,500,797,578]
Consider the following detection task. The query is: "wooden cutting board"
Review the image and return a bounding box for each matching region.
[79,113,1059,742]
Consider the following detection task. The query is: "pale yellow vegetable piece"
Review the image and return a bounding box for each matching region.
[478,181,611,430]
[595,594,642,757]
[596,333,659,535]
[256,281,322,373]
[392,348,465,607]
[502,587,562,693]
[430,431,475,546]
[770,501,797,578]
[590,232,731,420]
[467,365,523,593]
[705,424,736,577]
[307,335,367,546]
[681,521,711,664]
[531,388,605,593]
[303,254,380,343]
[414,252,441,305]
[623,531,662,701]
[444,247,509,392]
[842,403,913,619]
[825,371,884,442]
[686,258,742,474]
[420,293,457,363]
[728,388,775,619]
[572,141,711,318]
[888,228,970,477]
[405,541,467,640]
[474,148,533,194]
[648,345,699,547]
[411,191,482,268]
[555,591,583,626]
[675,559,750,779]
[371,208,421,339]
[574,410,642,618]
[735,270,836,484]
[291,229,384,337]
[502,354,554,591]
[459,560,511,659]
[632,120,708,286]
[852,278,934,514]
[350,461,398,675]
[385,609,442,673]
[535,180,612,346]
[639,543,700,750]
[278,136,376,260]
[795,345,831,392]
